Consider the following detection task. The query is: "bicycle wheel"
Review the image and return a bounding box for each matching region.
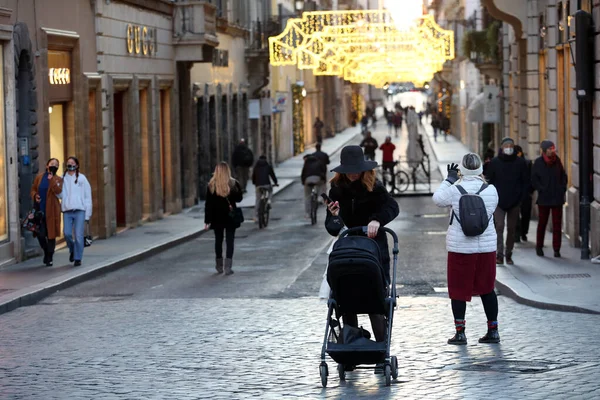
[258,199,266,229]
[311,196,318,225]
[395,170,410,193]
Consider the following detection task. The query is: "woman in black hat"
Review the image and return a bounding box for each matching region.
[324,145,399,342]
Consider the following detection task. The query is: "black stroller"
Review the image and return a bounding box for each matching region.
[319,226,399,387]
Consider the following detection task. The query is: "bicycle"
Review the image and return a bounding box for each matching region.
[377,162,410,194]
[309,183,319,225]
[257,186,272,229]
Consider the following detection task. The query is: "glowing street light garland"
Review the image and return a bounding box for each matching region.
[269,11,454,87]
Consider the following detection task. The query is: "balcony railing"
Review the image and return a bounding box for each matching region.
[247,18,281,52]
[173,1,219,61]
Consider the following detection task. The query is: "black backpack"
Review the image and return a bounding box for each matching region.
[450,184,491,237]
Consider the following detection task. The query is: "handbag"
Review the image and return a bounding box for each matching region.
[226,199,244,228]
[84,221,93,247]
[21,203,43,234]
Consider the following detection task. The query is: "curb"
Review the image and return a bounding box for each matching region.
[0,228,207,316]
[495,278,600,315]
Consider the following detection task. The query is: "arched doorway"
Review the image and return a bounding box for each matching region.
[14,22,38,254]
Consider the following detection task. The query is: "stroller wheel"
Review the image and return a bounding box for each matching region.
[384,364,392,387]
[319,362,328,387]
[337,363,346,381]
[391,356,398,379]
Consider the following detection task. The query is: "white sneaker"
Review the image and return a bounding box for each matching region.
[592,255,600,264]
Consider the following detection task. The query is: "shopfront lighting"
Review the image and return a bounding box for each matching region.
[301,88,307,97]
[295,1,304,12]
[269,11,454,87]
[48,106,53,114]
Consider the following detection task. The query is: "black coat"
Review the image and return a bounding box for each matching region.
[232,145,254,168]
[301,155,326,184]
[532,156,567,206]
[325,180,399,282]
[204,180,243,229]
[485,154,530,211]
[252,159,278,186]
[360,137,378,156]
[312,150,330,167]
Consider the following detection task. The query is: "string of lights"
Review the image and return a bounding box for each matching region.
[269,11,454,87]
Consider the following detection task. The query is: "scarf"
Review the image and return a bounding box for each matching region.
[543,153,557,165]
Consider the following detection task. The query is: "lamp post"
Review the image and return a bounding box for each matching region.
[572,10,594,259]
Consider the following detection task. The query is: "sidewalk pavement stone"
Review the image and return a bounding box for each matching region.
[421,117,600,314]
[0,125,362,316]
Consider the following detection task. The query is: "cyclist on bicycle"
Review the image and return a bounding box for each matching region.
[379,136,396,190]
[252,155,278,221]
[301,154,326,220]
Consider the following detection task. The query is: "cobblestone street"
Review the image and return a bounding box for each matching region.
[0,175,598,399]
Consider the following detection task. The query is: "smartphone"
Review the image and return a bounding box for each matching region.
[321,193,332,204]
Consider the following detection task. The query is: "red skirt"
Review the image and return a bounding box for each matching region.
[447,251,496,301]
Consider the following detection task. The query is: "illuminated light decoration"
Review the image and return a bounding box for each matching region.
[48,67,71,85]
[269,11,454,87]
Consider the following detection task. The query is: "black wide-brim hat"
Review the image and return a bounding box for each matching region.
[331,145,378,174]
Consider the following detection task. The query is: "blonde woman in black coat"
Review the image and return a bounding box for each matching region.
[204,162,243,275]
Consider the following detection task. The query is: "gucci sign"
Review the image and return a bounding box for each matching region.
[126,24,158,56]
[48,68,71,85]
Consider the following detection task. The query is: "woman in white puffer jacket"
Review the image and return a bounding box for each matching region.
[433,153,500,346]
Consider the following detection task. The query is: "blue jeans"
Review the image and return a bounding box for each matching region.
[64,210,85,261]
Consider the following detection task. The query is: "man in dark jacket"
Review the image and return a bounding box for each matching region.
[514,145,533,243]
[312,143,330,168]
[301,154,326,219]
[252,155,278,221]
[232,139,254,192]
[360,131,378,161]
[532,140,568,258]
[485,137,530,265]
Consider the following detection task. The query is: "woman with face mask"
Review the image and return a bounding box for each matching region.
[61,156,92,266]
[30,158,63,266]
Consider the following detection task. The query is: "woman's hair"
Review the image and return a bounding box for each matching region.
[46,158,59,167]
[67,156,80,184]
[462,153,482,171]
[330,170,376,192]
[208,162,233,197]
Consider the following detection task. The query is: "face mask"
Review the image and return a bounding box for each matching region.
[503,147,514,156]
[67,165,77,171]
[48,166,58,175]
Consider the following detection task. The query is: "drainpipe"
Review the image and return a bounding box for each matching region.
[574,10,594,260]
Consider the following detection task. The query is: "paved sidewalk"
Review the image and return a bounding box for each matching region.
[0,125,361,315]
[422,121,600,314]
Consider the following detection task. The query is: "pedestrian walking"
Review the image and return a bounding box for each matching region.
[359,131,378,161]
[514,145,533,243]
[386,109,394,135]
[393,111,402,138]
[441,114,450,141]
[379,136,396,190]
[61,156,93,267]
[485,137,530,265]
[232,139,254,193]
[252,155,278,221]
[301,154,326,219]
[324,145,399,342]
[431,113,441,142]
[30,158,63,266]
[360,115,369,135]
[313,117,325,144]
[532,140,568,258]
[204,162,243,275]
[432,154,500,345]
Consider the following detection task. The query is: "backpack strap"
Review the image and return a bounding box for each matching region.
[450,185,466,225]
[455,185,468,195]
[475,183,488,195]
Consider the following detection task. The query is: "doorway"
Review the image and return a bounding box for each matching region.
[113,92,126,227]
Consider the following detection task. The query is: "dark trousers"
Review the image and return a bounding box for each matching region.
[382,162,396,190]
[343,313,386,343]
[537,205,563,251]
[214,226,236,259]
[37,218,56,262]
[494,206,520,258]
[516,194,532,240]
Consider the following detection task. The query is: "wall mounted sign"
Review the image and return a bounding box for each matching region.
[48,50,73,102]
[49,68,70,85]
[126,24,158,56]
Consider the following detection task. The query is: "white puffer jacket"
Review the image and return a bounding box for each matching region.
[432,176,498,254]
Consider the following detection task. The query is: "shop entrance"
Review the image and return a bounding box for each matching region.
[113,92,126,227]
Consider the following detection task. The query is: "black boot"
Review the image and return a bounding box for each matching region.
[479,329,500,343]
[554,250,561,258]
[448,330,467,345]
[536,247,544,257]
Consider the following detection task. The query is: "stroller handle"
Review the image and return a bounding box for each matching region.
[339,226,399,246]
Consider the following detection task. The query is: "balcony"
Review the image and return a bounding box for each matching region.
[245,18,281,96]
[173,1,219,62]
[462,22,502,81]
